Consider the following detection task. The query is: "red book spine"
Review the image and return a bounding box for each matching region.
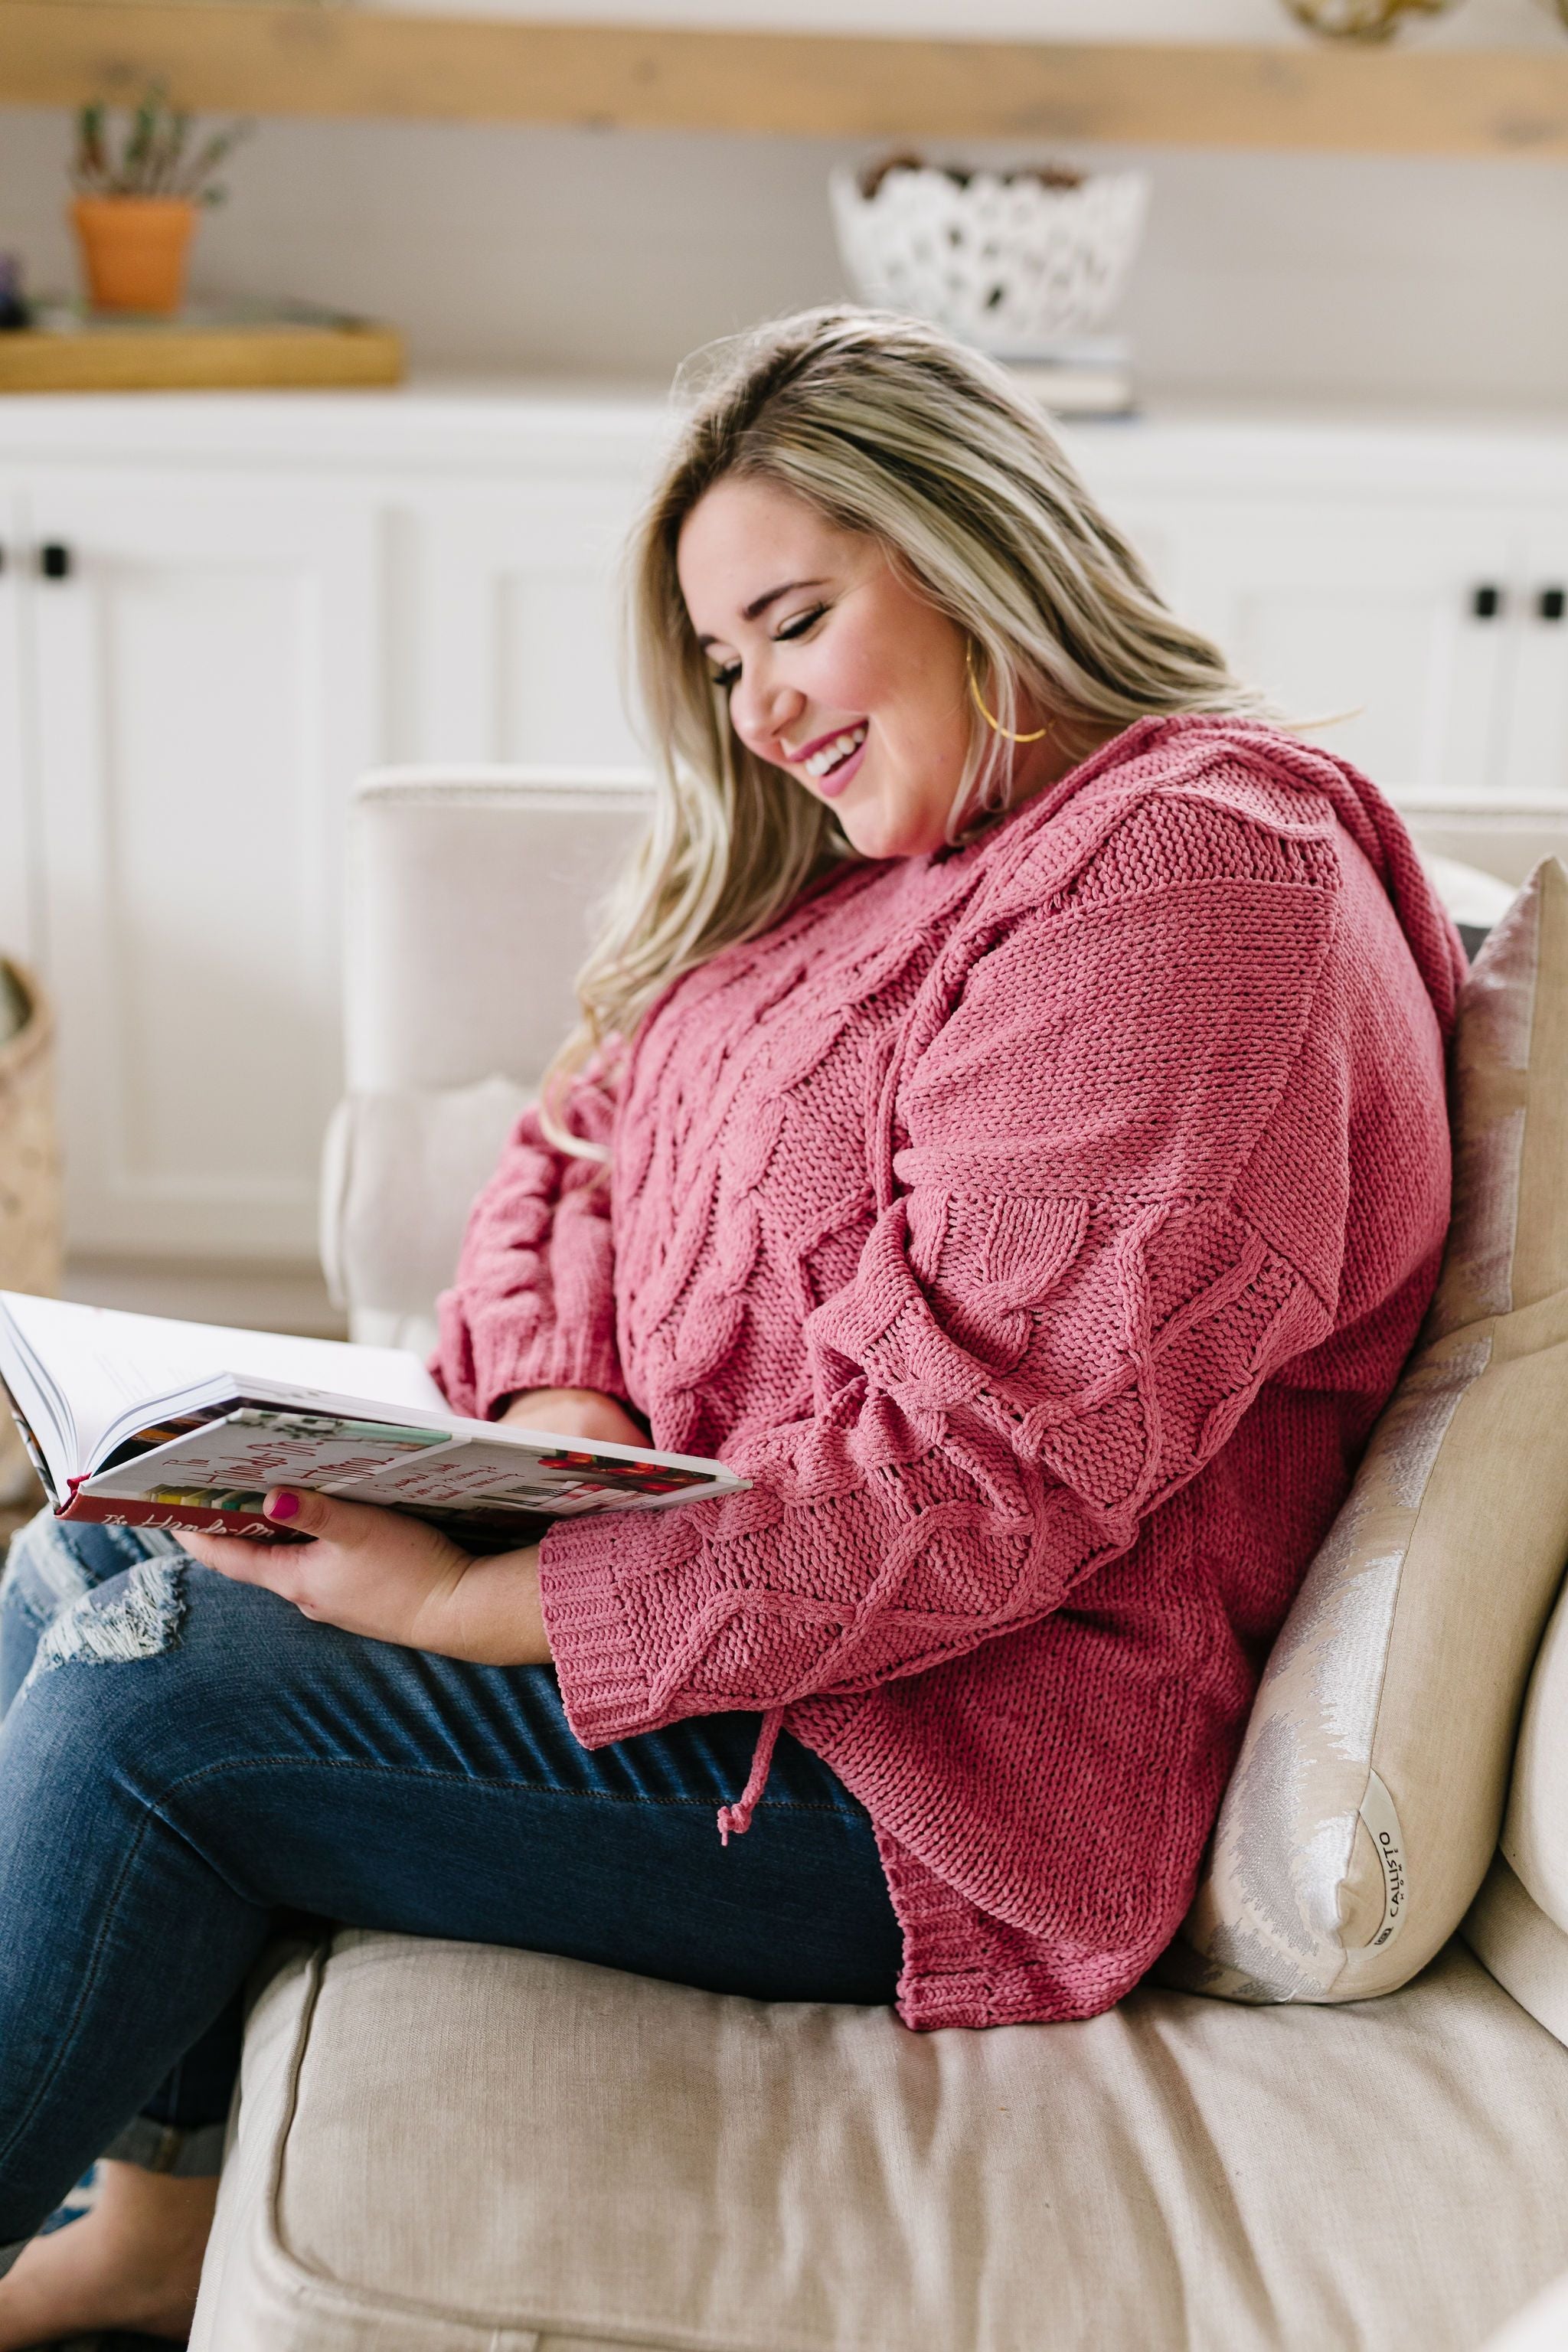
[59,1490,299,1543]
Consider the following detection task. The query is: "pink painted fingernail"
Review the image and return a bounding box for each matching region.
[265,1491,301,1522]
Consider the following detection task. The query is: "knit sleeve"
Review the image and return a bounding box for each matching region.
[537,801,1348,1743]
[432,1051,625,1422]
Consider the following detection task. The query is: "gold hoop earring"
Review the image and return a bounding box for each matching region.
[965,642,1050,744]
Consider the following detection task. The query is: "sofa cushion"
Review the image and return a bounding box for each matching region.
[189,1928,1568,2352]
[1496,1549,1568,1939]
[1464,1544,1568,2050]
[1172,858,1568,2004]
[1465,1852,1568,2052]
[1481,2265,1568,2352]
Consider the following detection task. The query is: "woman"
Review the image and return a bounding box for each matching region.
[0,306,1461,2345]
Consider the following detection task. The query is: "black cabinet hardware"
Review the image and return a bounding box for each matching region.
[1540,586,1566,624]
[1472,583,1504,620]
[38,543,73,581]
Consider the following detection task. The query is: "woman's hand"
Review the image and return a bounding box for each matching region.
[495,1386,647,1449]
[178,1491,553,1666]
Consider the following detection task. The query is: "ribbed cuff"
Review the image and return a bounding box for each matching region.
[537,1512,670,1746]
[871,1824,1165,2033]
[475,1333,628,1426]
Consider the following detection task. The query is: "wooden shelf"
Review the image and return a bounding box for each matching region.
[2,2,1566,155]
[0,317,404,390]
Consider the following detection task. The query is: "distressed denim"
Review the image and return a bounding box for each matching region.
[0,1510,900,2272]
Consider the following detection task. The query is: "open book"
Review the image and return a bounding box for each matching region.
[0,1293,745,1547]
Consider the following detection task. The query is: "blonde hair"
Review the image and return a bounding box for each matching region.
[543,305,1263,1152]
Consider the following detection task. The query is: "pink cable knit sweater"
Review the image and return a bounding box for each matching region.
[435,715,1463,2032]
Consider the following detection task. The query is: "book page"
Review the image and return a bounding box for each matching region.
[0,1313,74,1499]
[0,1294,446,1474]
[82,1408,455,1504]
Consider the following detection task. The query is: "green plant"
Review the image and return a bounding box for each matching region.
[72,83,252,206]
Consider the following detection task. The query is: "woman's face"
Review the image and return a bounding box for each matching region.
[676,475,1057,861]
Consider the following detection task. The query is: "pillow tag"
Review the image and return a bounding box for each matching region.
[1360,1771,1409,1949]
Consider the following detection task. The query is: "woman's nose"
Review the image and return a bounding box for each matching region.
[731,664,804,753]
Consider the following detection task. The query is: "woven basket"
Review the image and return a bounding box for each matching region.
[0,960,63,1503]
[829,163,1148,358]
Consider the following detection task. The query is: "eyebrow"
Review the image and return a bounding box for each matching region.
[696,578,828,652]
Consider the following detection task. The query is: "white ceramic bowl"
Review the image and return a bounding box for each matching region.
[829,162,1149,357]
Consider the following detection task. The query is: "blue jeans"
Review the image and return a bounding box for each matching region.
[0,1512,900,2269]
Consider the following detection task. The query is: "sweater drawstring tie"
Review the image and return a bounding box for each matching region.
[717,1707,785,1844]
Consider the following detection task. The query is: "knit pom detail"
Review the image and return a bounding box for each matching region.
[717,1707,786,1843]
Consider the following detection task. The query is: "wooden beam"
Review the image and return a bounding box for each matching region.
[2,2,1566,157]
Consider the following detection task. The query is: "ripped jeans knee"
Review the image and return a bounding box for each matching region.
[1,1510,186,1717]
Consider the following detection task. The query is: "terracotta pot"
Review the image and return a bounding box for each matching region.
[71,195,198,315]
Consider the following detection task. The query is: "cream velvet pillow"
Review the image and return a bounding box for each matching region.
[1462,1506,1568,2048]
[1170,857,1568,2004]
[1493,1570,1568,1967]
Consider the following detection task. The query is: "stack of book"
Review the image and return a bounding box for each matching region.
[1002,339,1136,420]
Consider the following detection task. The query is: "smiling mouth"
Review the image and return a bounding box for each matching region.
[798,722,868,781]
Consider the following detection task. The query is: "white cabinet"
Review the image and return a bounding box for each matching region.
[0,482,34,965]
[1505,528,1568,805]
[0,394,1563,1280]
[1072,420,1568,823]
[415,479,652,766]
[24,470,384,1260]
[1164,499,1519,806]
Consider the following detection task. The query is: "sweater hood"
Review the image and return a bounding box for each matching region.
[1050,714,1470,1044]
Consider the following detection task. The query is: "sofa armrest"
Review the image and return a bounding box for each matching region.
[344,768,652,1096]
[325,766,650,1337]
[321,1076,531,1348]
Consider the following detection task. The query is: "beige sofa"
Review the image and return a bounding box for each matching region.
[190,773,1568,2352]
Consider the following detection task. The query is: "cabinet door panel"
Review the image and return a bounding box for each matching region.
[28,472,382,1261]
[1084,500,1184,609]
[1508,528,1568,806]
[1152,501,1521,807]
[418,480,652,767]
[0,485,32,964]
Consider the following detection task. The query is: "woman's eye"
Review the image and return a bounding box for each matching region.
[707,606,826,691]
[776,605,825,642]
